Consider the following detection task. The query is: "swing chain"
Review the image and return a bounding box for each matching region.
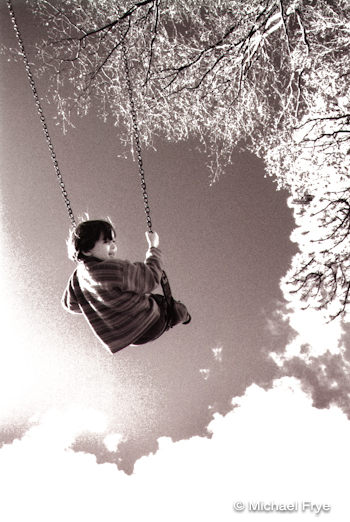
[7,0,76,229]
[121,40,153,234]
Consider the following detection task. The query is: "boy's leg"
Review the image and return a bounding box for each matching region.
[168,299,191,328]
[132,295,168,345]
[133,295,191,346]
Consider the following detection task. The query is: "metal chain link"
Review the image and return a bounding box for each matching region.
[7,0,76,229]
[121,41,153,233]
[121,38,172,303]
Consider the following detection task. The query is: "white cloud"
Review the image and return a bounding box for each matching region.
[269,306,350,416]
[103,432,125,452]
[271,308,345,363]
[0,378,348,522]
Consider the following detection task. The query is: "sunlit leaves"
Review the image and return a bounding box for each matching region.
[27,0,350,318]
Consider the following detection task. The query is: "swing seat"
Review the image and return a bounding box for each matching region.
[160,270,191,327]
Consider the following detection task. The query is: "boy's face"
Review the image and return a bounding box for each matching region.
[83,232,117,261]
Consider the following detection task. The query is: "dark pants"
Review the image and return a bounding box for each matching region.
[133,294,189,345]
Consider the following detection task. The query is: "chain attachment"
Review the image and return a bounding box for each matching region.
[7,0,76,229]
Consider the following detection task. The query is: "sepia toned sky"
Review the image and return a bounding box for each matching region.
[1,3,349,521]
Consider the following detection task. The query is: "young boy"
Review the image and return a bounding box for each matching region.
[62,220,190,354]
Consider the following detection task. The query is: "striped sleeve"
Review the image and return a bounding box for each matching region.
[123,246,163,293]
[88,247,164,294]
[62,273,83,314]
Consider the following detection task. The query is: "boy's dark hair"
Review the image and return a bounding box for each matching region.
[67,219,116,261]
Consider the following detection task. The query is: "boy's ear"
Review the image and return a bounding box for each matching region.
[82,250,92,257]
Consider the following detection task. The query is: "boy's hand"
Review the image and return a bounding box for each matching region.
[146,231,159,248]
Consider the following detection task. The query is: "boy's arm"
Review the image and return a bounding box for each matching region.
[61,275,83,314]
[122,246,164,294]
[122,231,164,294]
[93,232,164,294]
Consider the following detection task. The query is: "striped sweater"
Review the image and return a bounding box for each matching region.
[62,247,164,353]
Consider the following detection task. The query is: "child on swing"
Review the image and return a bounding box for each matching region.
[62,219,191,353]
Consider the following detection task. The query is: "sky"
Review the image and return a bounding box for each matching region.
[0,2,349,521]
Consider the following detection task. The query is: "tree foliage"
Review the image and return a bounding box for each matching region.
[22,0,350,319]
[283,184,350,321]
